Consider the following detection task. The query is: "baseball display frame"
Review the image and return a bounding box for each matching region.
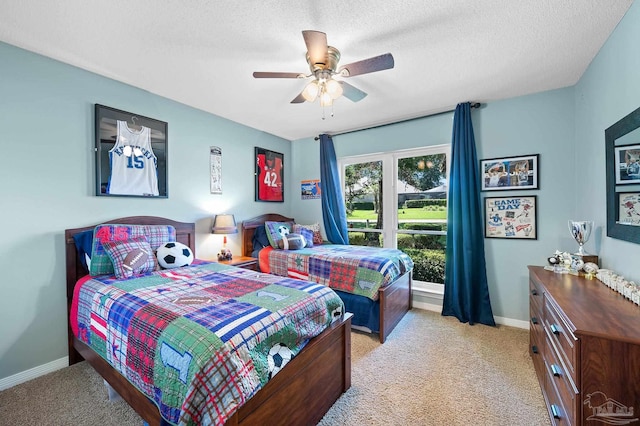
[480,154,539,191]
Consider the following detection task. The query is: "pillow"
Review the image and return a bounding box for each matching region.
[102,236,157,279]
[264,221,293,248]
[156,241,194,269]
[277,233,307,250]
[89,224,176,276]
[252,225,271,252]
[293,223,322,245]
[295,227,314,248]
[73,230,94,271]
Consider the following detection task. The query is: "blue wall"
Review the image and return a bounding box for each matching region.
[574,0,640,274]
[0,41,291,381]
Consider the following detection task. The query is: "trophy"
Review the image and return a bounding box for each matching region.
[568,220,594,256]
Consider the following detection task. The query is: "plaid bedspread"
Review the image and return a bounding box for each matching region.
[70,261,344,425]
[258,245,414,300]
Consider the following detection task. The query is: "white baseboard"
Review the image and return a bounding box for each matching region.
[0,356,68,391]
[412,291,529,330]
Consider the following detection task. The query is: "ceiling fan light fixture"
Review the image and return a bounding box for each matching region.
[302,80,319,102]
[325,79,343,100]
[320,91,333,107]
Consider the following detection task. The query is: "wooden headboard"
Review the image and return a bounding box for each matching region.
[64,216,195,364]
[241,213,294,257]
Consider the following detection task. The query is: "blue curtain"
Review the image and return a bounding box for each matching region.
[442,103,495,326]
[319,134,349,244]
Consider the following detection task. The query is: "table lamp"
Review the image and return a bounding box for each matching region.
[212,214,238,260]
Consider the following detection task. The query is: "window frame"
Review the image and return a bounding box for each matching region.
[339,144,450,286]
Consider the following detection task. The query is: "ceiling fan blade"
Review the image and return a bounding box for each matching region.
[341,81,368,102]
[338,53,394,77]
[253,72,304,79]
[290,92,306,104]
[302,30,328,66]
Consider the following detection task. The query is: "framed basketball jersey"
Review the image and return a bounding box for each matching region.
[255,147,284,202]
[95,104,168,198]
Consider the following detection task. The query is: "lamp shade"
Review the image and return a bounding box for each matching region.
[212,214,238,234]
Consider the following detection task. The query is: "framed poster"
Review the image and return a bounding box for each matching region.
[618,192,640,226]
[255,147,284,202]
[480,154,539,191]
[485,195,537,239]
[301,179,321,199]
[95,104,168,197]
[614,144,640,184]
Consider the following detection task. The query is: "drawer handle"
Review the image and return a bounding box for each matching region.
[551,404,561,419]
[551,364,562,377]
[531,317,538,324]
[531,345,539,354]
[531,289,538,296]
[550,324,560,335]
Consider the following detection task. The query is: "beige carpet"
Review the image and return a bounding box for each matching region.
[0,309,549,425]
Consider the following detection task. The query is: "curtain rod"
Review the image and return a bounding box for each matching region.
[314,102,481,140]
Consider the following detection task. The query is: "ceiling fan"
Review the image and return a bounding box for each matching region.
[253,30,394,108]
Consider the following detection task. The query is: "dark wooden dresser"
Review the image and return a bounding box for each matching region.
[528,266,640,425]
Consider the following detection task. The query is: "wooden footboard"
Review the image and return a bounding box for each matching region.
[75,314,352,426]
[378,271,412,343]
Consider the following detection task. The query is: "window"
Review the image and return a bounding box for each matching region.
[340,145,449,285]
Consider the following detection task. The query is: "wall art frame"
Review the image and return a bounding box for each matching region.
[255,147,284,202]
[480,154,539,191]
[484,195,537,239]
[210,146,222,194]
[606,105,640,244]
[95,104,168,198]
[614,143,640,184]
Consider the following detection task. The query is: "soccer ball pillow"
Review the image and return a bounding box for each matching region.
[157,242,194,269]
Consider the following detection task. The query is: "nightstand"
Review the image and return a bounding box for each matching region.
[216,255,258,271]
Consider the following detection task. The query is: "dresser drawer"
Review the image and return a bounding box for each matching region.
[543,383,573,426]
[530,319,545,380]
[544,298,578,381]
[530,303,544,354]
[529,278,544,311]
[544,334,578,425]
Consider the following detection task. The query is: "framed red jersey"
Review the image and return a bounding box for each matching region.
[255,147,284,202]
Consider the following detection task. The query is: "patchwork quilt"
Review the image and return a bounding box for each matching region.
[70,261,344,426]
[257,245,414,300]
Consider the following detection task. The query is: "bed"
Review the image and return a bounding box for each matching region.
[65,216,352,426]
[241,213,412,344]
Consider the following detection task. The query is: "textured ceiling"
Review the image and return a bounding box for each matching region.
[0,0,633,140]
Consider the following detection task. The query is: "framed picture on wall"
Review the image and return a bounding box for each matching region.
[255,147,284,202]
[95,104,168,197]
[480,154,539,191]
[614,144,640,184]
[485,195,537,239]
[618,192,640,226]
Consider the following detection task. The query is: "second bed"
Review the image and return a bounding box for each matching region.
[241,213,413,343]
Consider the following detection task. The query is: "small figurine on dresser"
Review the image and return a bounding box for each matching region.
[218,248,232,261]
[546,250,573,273]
